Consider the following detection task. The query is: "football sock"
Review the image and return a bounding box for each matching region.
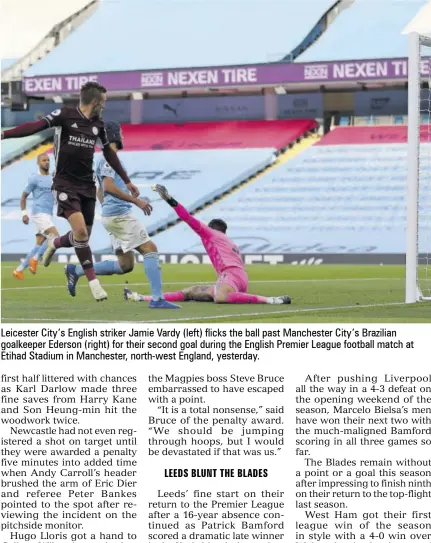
[16,245,39,271]
[35,239,48,261]
[75,260,124,278]
[226,293,271,304]
[73,238,96,282]
[161,291,185,302]
[53,231,74,249]
[143,252,163,301]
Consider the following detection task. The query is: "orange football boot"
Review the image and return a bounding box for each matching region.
[29,257,38,274]
[13,269,24,280]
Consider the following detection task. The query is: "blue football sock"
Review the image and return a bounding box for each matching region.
[143,252,163,301]
[35,240,48,261]
[17,245,39,271]
[75,259,124,278]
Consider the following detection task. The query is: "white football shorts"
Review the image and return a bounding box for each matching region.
[102,213,150,253]
[32,213,55,235]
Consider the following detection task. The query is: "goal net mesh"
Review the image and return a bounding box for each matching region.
[418,39,431,300]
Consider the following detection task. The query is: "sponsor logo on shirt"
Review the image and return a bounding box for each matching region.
[68,135,96,148]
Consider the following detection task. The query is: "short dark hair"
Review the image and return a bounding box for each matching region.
[37,153,49,162]
[80,82,107,104]
[208,219,227,233]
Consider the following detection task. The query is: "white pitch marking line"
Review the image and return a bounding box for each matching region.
[1,302,406,323]
[1,277,403,292]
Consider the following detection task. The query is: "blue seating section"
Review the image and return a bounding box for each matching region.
[1,130,52,165]
[25,0,335,75]
[298,0,428,61]
[154,142,431,255]
[1,148,276,254]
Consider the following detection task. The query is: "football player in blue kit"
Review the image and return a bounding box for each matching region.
[13,153,59,279]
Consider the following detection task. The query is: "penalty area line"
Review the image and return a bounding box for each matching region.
[1,301,406,323]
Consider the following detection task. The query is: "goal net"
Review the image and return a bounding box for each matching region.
[406,32,431,303]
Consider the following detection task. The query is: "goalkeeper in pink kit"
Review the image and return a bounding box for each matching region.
[124,185,291,305]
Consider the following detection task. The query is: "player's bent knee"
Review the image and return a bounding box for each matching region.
[74,226,88,240]
[214,294,228,304]
[121,262,134,274]
[118,252,135,274]
[182,287,195,302]
[140,240,158,254]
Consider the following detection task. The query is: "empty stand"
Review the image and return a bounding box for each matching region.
[25,0,336,74]
[322,125,429,144]
[154,126,431,255]
[297,0,428,61]
[121,120,317,151]
[1,119,316,254]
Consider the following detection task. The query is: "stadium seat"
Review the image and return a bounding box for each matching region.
[120,120,317,151]
[297,0,428,61]
[153,126,431,256]
[24,0,337,74]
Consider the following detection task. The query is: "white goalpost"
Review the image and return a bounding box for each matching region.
[406,31,431,303]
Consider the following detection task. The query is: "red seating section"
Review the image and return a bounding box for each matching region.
[319,126,430,145]
[121,120,317,151]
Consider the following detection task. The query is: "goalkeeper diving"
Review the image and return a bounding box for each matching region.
[124,185,291,305]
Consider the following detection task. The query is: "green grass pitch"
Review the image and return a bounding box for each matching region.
[1,263,430,323]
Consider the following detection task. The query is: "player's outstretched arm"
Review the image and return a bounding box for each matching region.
[103,177,152,216]
[1,119,49,139]
[153,184,207,235]
[102,145,140,198]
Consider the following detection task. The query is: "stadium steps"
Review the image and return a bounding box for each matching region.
[24,143,54,160]
[148,130,320,237]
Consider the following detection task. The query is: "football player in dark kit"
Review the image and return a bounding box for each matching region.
[1,82,151,301]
